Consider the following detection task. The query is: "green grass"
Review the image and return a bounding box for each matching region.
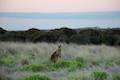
[0,55,15,67]
[0,73,10,80]
[112,73,120,80]
[23,74,50,80]
[0,42,120,80]
[51,59,84,72]
[68,71,93,80]
[20,59,84,72]
[21,64,48,72]
[93,71,108,80]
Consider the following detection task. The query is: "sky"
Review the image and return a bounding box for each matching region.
[0,0,120,12]
[0,0,120,30]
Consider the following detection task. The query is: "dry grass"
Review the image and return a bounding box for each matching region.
[0,42,120,80]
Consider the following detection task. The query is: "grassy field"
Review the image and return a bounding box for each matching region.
[0,42,120,80]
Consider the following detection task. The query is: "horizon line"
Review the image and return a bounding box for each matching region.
[1,26,120,31]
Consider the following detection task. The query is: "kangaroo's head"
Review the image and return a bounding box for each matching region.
[57,44,61,54]
[58,44,61,49]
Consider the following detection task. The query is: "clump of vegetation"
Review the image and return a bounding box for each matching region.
[91,60,100,66]
[21,64,48,72]
[68,71,93,80]
[23,74,50,80]
[0,73,10,80]
[20,59,29,65]
[54,60,71,68]
[75,57,86,66]
[112,73,120,80]
[0,56,15,67]
[53,59,84,71]
[0,27,120,45]
[93,71,108,80]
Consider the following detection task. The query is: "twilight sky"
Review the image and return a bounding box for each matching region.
[0,0,120,30]
[0,0,120,12]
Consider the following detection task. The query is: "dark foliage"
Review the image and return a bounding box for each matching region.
[0,27,120,45]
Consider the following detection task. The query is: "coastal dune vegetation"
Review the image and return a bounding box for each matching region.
[0,27,120,46]
[0,42,120,80]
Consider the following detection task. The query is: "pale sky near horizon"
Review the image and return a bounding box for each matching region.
[0,0,120,12]
[0,0,120,30]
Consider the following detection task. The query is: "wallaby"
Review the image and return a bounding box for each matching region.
[51,45,61,63]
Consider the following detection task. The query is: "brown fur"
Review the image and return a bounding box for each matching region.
[51,45,61,63]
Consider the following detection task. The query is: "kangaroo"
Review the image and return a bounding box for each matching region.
[51,45,61,63]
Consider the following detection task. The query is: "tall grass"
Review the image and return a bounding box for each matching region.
[0,42,120,80]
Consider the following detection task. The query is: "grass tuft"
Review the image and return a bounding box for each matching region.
[93,71,108,80]
[21,64,48,72]
[112,73,120,80]
[23,74,50,80]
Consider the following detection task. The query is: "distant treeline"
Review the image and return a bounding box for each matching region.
[0,27,120,45]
